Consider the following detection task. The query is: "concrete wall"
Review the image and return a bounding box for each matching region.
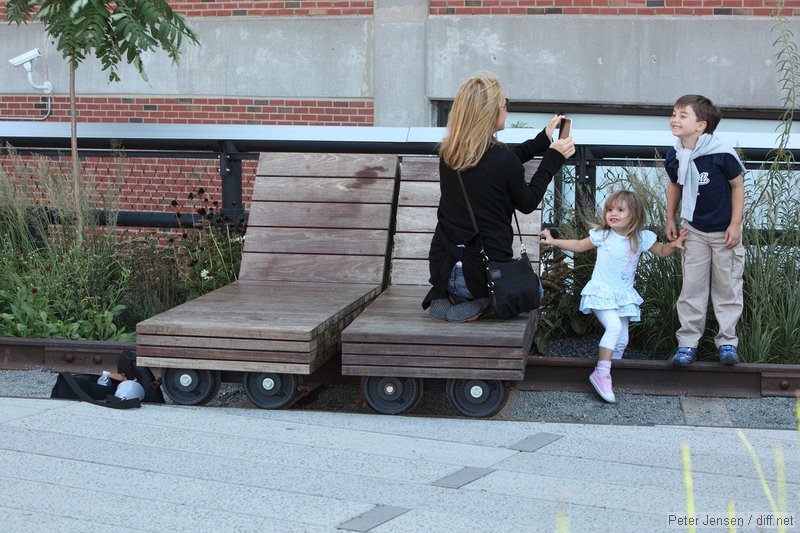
[0,1,795,126]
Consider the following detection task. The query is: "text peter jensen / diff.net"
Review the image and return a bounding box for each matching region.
[668,513,796,529]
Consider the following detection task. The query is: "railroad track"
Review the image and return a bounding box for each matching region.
[2,337,799,399]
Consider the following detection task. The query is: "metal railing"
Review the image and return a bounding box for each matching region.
[3,122,798,229]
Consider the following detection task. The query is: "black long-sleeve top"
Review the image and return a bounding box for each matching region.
[422,128,566,309]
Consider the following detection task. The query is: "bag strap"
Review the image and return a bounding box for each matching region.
[456,171,526,254]
[61,372,141,410]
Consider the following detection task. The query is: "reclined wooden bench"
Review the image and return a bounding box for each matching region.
[341,156,541,417]
[136,152,398,408]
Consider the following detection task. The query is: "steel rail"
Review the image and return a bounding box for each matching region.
[2,337,799,399]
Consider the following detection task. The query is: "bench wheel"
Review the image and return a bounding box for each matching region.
[446,378,509,418]
[162,368,221,406]
[362,376,423,415]
[243,372,298,409]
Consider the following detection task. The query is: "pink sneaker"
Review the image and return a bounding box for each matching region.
[589,370,617,403]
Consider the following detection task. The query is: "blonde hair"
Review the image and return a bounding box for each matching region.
[596,190,646,252]
[439,71,505,171]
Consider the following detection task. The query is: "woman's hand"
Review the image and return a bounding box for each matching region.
[545,114,563,139]
[550,137,575,159]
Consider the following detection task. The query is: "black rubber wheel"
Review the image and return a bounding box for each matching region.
[162,368,221,406]
[446,378,509,418]
[243,372,298,409]
[362,376,424,415]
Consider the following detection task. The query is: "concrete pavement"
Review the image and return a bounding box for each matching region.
[0,397,798,532]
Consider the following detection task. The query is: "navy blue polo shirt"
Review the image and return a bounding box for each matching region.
[665,149,743,233]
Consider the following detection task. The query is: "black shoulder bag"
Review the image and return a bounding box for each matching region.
[456,171,541,318]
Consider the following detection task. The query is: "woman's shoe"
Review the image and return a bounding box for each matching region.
[446,298,489,322]
[428,299,452,321]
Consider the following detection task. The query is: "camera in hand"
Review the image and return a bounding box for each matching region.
[558,118,572,139]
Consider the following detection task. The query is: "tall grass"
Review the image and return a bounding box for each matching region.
[737,2,800,364]
[0,151,135,340]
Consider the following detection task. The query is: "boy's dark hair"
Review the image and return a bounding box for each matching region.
[674,94,721,134]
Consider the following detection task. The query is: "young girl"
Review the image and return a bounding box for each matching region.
[539,190,687,403]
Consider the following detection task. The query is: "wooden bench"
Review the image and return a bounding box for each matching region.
[136,152,398,408]
[341,156,542,417]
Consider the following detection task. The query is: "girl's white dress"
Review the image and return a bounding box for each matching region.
[579,228,656,322]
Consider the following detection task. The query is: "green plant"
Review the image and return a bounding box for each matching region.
[170,187,247,301]
[0,151,135,341]
[115,236,183,329]
[535,167,599,353]
[737,1,800,364]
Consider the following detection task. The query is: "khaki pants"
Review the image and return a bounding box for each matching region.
[676,224,745,349]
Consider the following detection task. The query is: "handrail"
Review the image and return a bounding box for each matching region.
[3,122,798,229]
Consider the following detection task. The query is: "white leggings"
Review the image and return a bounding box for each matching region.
[592,309,630,360]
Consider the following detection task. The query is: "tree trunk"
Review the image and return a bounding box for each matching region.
[70,61,82,244]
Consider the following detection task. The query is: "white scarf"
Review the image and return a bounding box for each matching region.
[675,133,745,221]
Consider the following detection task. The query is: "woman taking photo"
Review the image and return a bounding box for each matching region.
[423,71,575,321]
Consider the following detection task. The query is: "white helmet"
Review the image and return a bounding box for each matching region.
[115,380,145,401]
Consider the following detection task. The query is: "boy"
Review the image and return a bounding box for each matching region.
[664,95,746,367]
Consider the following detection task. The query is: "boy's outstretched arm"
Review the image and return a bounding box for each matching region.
[725,175,744,249]
[539,229,595,253]
[665,181,681,240]
[649,228,689,258]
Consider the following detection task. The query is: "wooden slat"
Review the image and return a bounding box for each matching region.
[137,356,314,375]
[247,202,393,230]
[398,181,439,207]
[239,255,386,285]
[342,354,521,370]
[253,176,395,204]
[342,342,521,358]
[390,260,431,286]
[137,334,315,353]
[341,365,524,381]
[244,228,389,256]
[256,152,398,178]
[138,345,315,364]
[394,206,437,233]
[399,156,439,181]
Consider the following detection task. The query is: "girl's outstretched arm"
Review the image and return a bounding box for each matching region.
[539,229,595,253]
[649,228,689,258]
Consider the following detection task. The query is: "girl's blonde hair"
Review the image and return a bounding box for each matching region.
[597,190,647,251]
[439,71,505,171]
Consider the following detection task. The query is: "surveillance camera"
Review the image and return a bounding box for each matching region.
[9,48,42,68]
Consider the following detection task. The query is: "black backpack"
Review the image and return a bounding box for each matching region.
[50,349,165,408]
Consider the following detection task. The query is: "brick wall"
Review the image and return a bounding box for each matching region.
[5,0,787,17]
[0,1,374,18]
[1,153,257,243]
[163,0,374,16]
[429,0,797,16]
[0,96,374,125]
